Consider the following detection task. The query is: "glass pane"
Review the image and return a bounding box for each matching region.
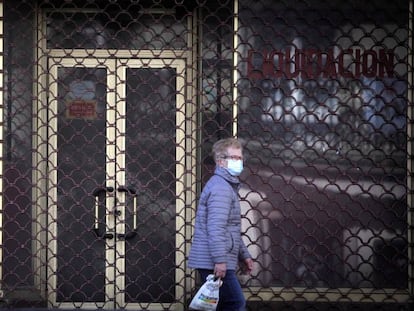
[3,0,35,289]
[237,0,408,289]
[46,11,187,50]
[56,67,107,301]
[200,4,234,179]
[124,67,176,303]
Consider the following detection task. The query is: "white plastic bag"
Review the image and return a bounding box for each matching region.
[189,274,222,310]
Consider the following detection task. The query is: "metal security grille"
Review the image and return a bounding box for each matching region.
[1,0,413,310]
[234,1,411,310]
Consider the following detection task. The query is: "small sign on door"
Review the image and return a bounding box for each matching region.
[66,100,97,120]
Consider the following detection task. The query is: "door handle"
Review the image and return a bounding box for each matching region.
[117,186,138,239]
[117,186,136,195]
[92,186,114,239]
[117,231,137,240]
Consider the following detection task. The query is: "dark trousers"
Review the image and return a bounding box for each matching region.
[197,269,246,311]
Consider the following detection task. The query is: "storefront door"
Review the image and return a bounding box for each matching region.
[46,57,186,309]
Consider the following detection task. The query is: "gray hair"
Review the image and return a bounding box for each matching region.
[212,138,243,164]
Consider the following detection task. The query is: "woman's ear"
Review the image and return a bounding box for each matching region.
[217,158,225,168]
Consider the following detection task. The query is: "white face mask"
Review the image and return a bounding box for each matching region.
[226,159,244,176]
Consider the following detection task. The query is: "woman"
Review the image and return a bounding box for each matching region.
[188,138,254,311]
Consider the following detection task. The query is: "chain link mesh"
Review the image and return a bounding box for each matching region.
[1,0,412,310]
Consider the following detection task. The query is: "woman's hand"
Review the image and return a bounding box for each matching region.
[241,258,254,275]
[214,262,227,278]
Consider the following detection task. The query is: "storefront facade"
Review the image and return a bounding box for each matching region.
[0,0,412,310]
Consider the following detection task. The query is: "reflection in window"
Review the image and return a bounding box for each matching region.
[237,0,408,289]
[46,10,187,49]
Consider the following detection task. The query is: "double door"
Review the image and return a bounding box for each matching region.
[47,57,187,309]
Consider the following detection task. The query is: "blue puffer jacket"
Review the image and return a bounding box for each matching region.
[188,166,251,270]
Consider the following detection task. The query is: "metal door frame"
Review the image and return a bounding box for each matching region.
[31,3,197,308]
[45,54,190,309]
[40,51,194,309]
[114,57,187,310]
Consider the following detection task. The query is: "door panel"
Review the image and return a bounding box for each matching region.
[124,67,176,303]
[56,66,108,302]
[48,57,186,309]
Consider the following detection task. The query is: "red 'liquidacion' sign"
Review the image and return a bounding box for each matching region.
[247,48,394,79]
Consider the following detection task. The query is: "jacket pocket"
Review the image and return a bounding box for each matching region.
[226,231,235,252]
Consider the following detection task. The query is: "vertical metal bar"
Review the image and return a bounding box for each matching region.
[188,6,199,305]
[0,0,4,299]
[408,0,414,297]
[133,196,137,229]
[95,196,99,229]
[232,0,239,137]
[106,58,118,309]
[174,58,188,310]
